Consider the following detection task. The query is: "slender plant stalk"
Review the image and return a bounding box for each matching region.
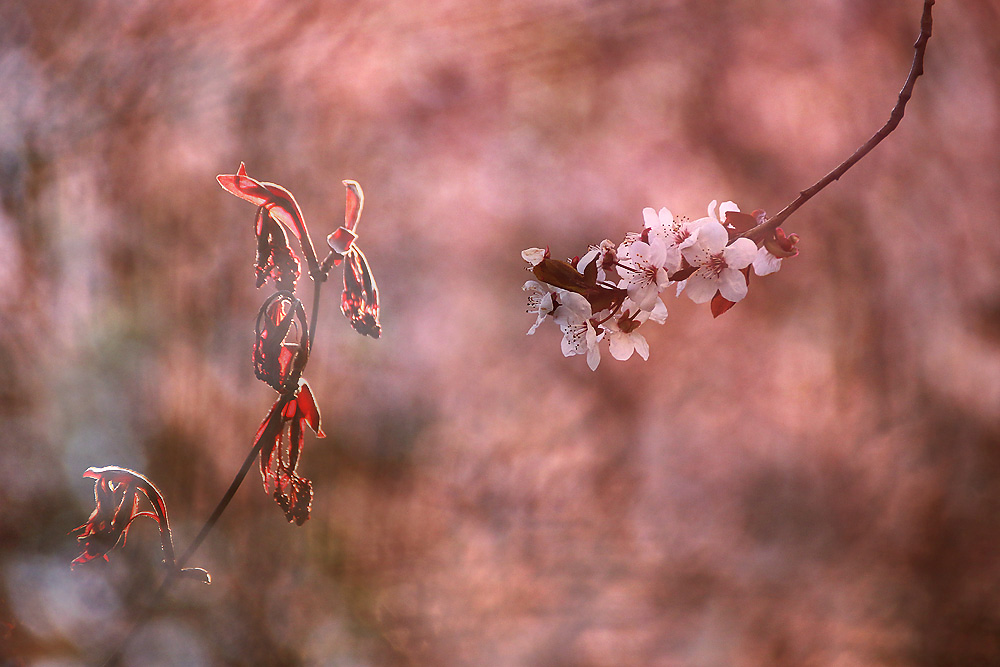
[742,0,934,240]
[308,278,324,350]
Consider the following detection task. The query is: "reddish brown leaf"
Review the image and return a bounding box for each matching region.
[710,292,736,318]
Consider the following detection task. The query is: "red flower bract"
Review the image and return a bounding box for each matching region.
[254,380,325,525]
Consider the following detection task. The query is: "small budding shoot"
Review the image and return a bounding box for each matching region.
[523,200,799,370]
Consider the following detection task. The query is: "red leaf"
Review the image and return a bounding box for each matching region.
[710,292,736,318]
[217,163,310,243]
[253,294,309,393]
[724,210,758,236]
[254,208,300,291]
[255,383,323,525]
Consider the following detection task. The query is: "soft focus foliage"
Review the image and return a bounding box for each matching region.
[2,1,1000,665]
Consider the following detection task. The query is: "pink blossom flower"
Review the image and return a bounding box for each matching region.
[642,207,709,275]
[680,220,757,304]
[523,280,555,335]
[616,238,669,311]
[606,307,650,362]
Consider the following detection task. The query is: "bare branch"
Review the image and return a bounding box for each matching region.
[742,0,935,240]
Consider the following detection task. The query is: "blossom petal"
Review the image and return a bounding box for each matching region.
[521,248,547,266]
[586,338,602,370]
[645,237,668,269]
[642,207,658,229]
[647,299,668,324]
[753,248,782,276]
[576,248,600,273]
[609,332,635,361]
[684,272,719,304]
[718,268,749,303]
[657,208,674,228]
[722,237,757,270]
[693,220,729,255]
[555,290,592,323]
[633,333,650,360]
[718,201,740,221]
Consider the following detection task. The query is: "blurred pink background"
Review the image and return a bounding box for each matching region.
[2,0,1000,664]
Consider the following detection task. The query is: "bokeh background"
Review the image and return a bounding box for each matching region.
[2,0,1000,665]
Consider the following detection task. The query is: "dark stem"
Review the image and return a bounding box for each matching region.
[308,278,323,350]
[741,0,934,241]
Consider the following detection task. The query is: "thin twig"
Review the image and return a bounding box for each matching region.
[742,0,934,241]
[308,279,323,350]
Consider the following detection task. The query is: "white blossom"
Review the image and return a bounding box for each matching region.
[680,220,757,304]
[523,280,555,335]
[552,291,602,370]
[616,238,669,310]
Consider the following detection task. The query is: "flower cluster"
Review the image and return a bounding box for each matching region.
[523,201,798,369]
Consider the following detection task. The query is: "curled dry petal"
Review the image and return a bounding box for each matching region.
[521,247,549,267]
[341,246,381,338]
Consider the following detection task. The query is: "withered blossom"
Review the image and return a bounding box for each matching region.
[254,380,325,525]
